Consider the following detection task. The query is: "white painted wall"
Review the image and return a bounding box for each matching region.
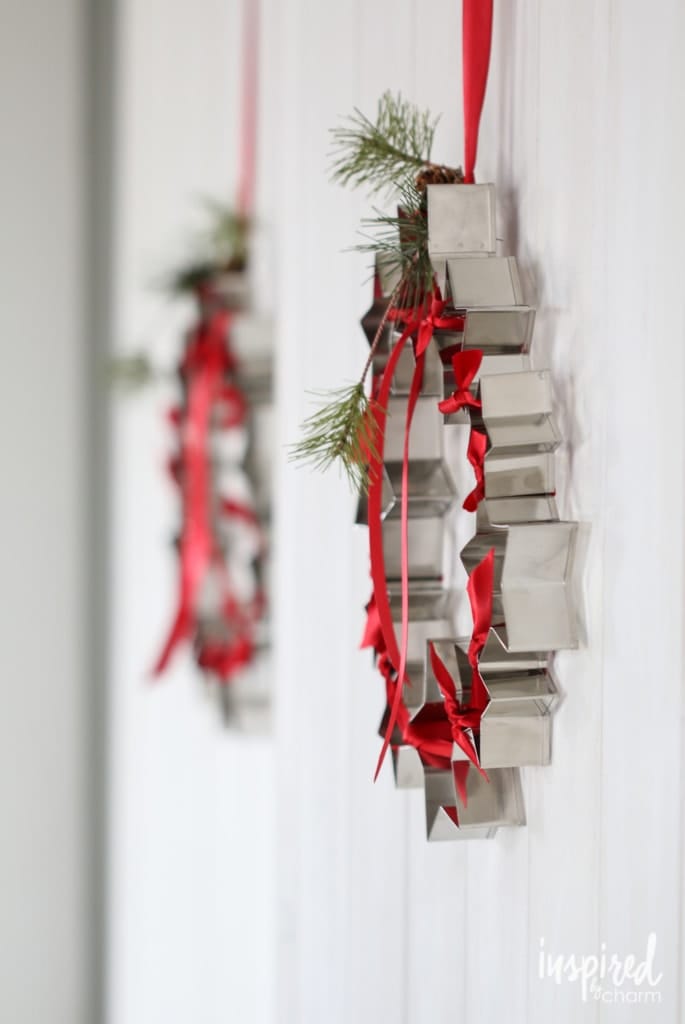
[0,1,91,1021]
[108,1,685,1023]
[107,1,277,1022]
[274,1,685,1023]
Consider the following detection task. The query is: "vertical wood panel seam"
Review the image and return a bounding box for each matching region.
[595,1,612,1020]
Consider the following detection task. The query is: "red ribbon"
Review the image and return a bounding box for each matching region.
[154,305,265,683]
[197,634,254,680]
[365,595,487,801]
[389,290,465,357]
[463,427,487,512]
[216,383,247,429]
[466,547,495,712]
[376,349,425,780]
[219,497,261,529]
[463,0,494,183]
[438,348,488,512]
[360,592,383,652]
[367,316,421,778]
[428,642,484,771]
[369,299,488,777]
[408,550,495,817]
[237,0,259,217]
[360,0,494,802]
[153,311,231,675]
[438,348,483,415]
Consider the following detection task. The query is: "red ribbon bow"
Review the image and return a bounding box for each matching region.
[438,348,483,415]
[389,290,465,360]
[428,642,484,770]
[197,634,254,680]
[437,348,488,512]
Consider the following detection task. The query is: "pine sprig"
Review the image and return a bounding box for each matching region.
[169,201,251,294]
[358,181,432,308]
[108,352,156,390]
[201,199,250,270]
[295,93,460,491]
[331,92,439,195]
[290,383,382,493]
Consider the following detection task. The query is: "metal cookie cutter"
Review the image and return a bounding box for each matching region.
[424,761,525,841]
[383,391,458,520]
[427,183,496,294]
[387,584,454,715]
[461,522,579,652]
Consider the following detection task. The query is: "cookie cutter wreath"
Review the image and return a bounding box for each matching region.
[115,204,274,729]
[153,232,272,720]
[294,87,578,840]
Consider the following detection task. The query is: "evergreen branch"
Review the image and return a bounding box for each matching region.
[290,383,382,494]
[168,200,251,294]
[330,91,439,195]
[108,352,156,390]
[291,272,411,494]
[356,181,433,308]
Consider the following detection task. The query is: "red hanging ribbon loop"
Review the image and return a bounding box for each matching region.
[462,0,494,183]
[237,0,259,217]
[428,642,485,775]
[374,350,425,780]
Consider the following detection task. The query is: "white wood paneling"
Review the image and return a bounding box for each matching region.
[108,1,685,1022]
[273,2,685,1023]
[107,2,278,1022]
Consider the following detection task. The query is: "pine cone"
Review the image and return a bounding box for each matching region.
[415,164,464,192]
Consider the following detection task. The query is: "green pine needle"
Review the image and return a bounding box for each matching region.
[108,352,156,390]
[357,181,433,308]
[331,91,439,196]
[168,200,251,294]
[290,383,382,494]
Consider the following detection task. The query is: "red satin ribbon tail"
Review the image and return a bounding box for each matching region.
[470,666,490,718]
[466,546,496,714]
[428,641,456,695]
[453,762,470,807]
[360,595,382,651]
[463,428,487,511]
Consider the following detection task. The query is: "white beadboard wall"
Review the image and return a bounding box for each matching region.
[108,1,685,1023]
[107,1,278,1022]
